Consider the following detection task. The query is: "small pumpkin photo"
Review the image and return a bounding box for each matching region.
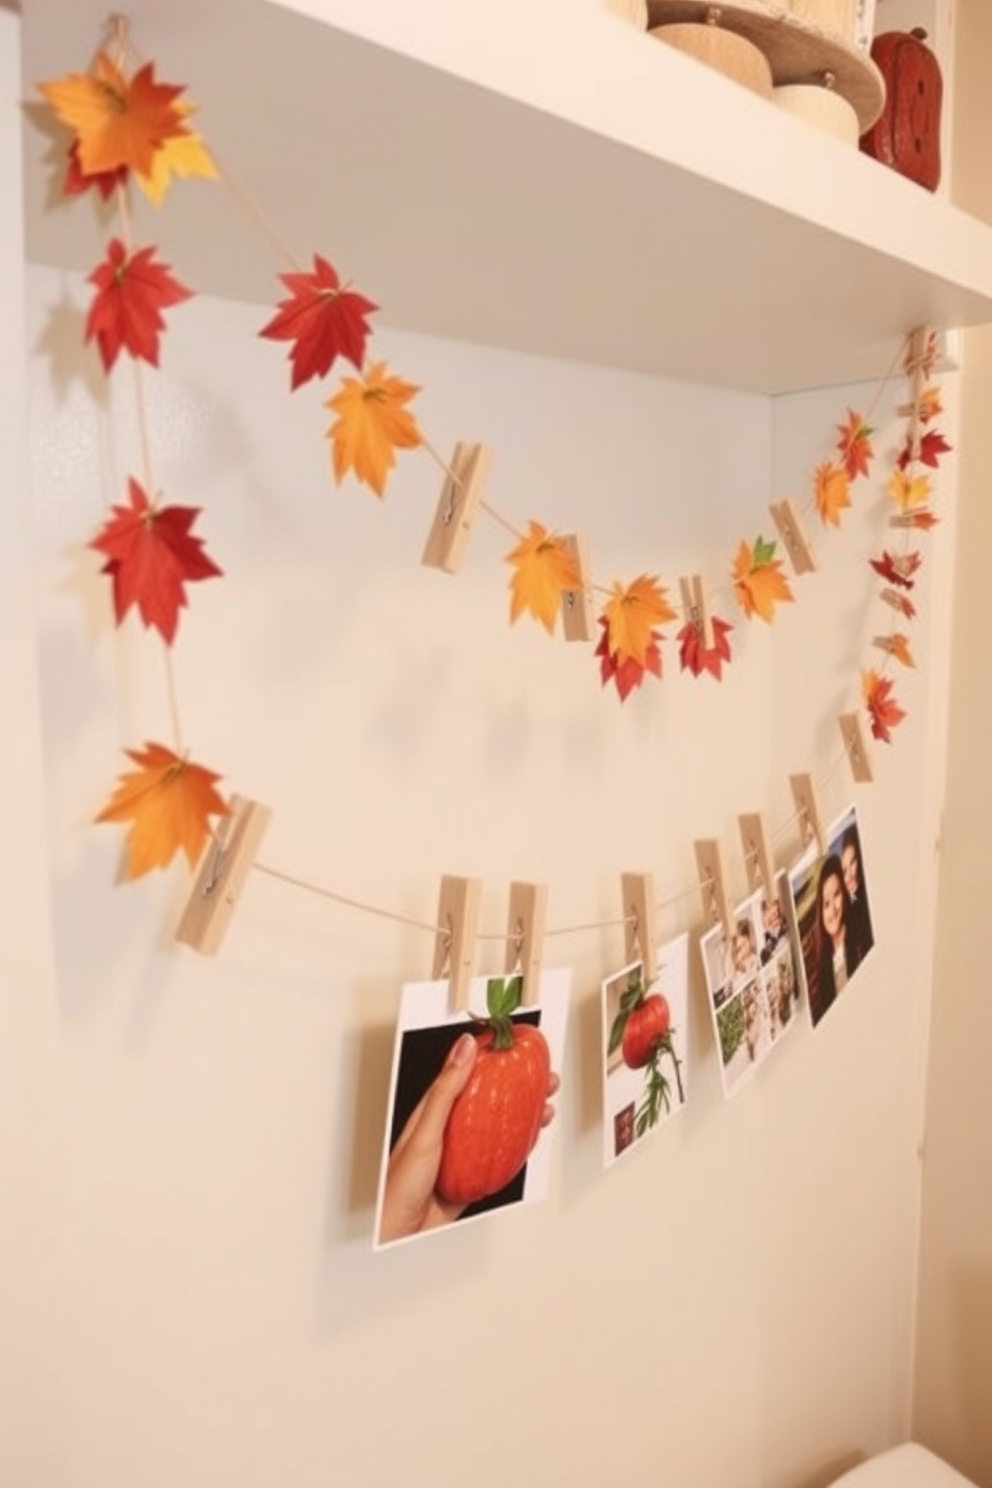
[601,933,690,1169]
[374,969,570,1250]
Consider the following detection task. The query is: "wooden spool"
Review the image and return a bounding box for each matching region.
[650,21,774,98]
[773,80,859,143]
[787,0,857,45]
[602,0,649,29]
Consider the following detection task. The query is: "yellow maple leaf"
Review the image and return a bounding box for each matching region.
[602,574,676,665]
[135,104,218,205]
[813,461,851,527]
[39,52,188,178]
[887,468,932,512]
[918,385,943,424]
[326,361,422,497]
[731,536,794,623]
[506,521,581,634]
[95,741,229,879]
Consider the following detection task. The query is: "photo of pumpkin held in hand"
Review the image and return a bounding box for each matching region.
[601,934,690,1169]
[374,970,569,1249]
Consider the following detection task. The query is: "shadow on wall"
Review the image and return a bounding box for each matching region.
[792,1452,864,1488]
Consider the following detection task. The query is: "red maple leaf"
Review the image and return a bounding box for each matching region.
[89,477,222,643]
[897,428,953,470]
[862,670,907,744]
[64,138,127,200]
[836,409,874,481]
[870,549,922,589]
[85,238,193,371]
[677,615,733,679]
[259,253,377,390]
[594,618,662,701]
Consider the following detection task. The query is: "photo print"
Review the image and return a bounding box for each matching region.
[787,804,875,1029]
[601,932,689,1168]
[373,968,570,1250]
[700,873,802,1098]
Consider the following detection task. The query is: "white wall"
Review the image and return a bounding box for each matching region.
[16,230,947,1486]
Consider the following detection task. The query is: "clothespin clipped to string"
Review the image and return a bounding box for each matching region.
[770,499,816,576]
[679,573,714,649]
[432,875,482,1011]
[504,881,547,1006]
[559,533,596,642]
[879,585,915,617]
[694,840,731,939]
[421,442,492,574]
[620,872,657,984]
[789,773,825,854]
[737,812,776,902]
[175,794,272,956]
[838,712,874,784]
[898,326,933,465]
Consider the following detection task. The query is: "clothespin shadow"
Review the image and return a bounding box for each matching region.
[174,794,272,956]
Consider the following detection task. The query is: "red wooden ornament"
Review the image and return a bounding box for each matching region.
[860,28,942,191]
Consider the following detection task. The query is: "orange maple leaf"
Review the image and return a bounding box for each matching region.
[601,575,676,666]
[731,536,794,623]
[506,521,581,634]
[95,742,229,879]
[836,410,874,481]
[135,103,217,205]
[814,460,852,527]
[861,670,907,744]
[895,509,939,532]
[39,52,187,179]
[887,469,932,512]
[917,385,943,424]
[325,361,422,497]
[878,633,915,668]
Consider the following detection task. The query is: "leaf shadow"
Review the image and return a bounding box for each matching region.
[32,288,108,409]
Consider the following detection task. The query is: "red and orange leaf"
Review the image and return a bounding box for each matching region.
[880,587,917,621]
[897,429,952,470]
[601,574,677,666]
[870,549,921,589]
[260,254,377,390]
[85,238,192,371]
[836,410,874,480]
[887,468,932,512]
[506,521,581,634]
[861,670,907,744]
[39,52,187,178]
[95,741,229,879]
[135,103,217,206]
[677,616,733,680]
[89,477,222,644]
[326,361,422,497]
[731,535,794,623]
[814,460,852,527]
[63,137,126,199]
[595,618,662,701]
[882,633,915,668]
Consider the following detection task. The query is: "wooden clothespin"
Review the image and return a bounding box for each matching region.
[899,326,932,465]
[737,812,776,902]
[679,573,714,649]
[770,499,816,575]
[503,881,547,1006]
[174,794,272,956]
[694,840,731,939]
[888,510,932,529]
[431,875,482,1011]
[559,533,596,643]
[838,712,874,784]
[879,586,914,618]
[620,872,657,984]
[872,633,907,659]
[789,773,824,853]
[421,442,491,574]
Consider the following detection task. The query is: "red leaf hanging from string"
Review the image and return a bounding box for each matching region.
[85,238,193,371]
[63,137,127,199]
[259,253,377,390]
[594,618,661,701]
[862,669,907,744]
[677,616,733,679]
[870,549,921,589]
[897,428,952,470]
[835,410,874,481]
[89,477,222,643]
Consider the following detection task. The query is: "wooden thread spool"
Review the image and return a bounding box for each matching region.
[773,80,859,144]
[787,0,857,45]
[649,20,774,98]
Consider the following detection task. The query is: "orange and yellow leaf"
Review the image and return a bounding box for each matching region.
[887,468,932,513]
[814,460,852,527]
[731,536,794,623]
[95,742,229,879]
[506,521,581,633]
[601,575,676,666]
[39,52,187,178]
[325,361,422,497]
[135,104,217,205]
[917,385,943,424]
[836,410,874,481]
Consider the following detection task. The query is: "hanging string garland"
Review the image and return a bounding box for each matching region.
[35,23,952,896]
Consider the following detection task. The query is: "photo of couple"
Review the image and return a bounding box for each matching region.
[786,804,874,1029]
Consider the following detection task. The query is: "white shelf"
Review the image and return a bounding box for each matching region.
[19,0,992,393]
